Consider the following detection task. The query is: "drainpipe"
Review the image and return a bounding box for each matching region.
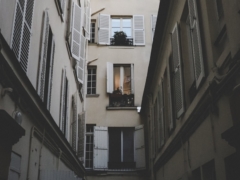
[26,126,35,180]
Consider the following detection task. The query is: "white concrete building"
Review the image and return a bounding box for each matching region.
[0,0,90,179]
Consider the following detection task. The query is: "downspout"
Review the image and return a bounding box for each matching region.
[37,128,45,180]
[26,126,36,180]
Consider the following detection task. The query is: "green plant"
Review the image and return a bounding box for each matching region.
[113,31,127,45]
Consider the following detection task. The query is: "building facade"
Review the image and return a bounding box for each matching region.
[141,0,240,179]
[0,0,90,179]
[85,0,159,179]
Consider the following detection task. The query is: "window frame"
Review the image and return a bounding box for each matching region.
[87,66,97,95]
[111,17,133,38]
[85,124,95,169]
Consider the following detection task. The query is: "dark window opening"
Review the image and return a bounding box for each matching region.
[87,66,96,94]
[85,124,95,169]
[108,127,135,169]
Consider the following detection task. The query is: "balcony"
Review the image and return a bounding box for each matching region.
[110,38,133,46]
[109,93,134,107]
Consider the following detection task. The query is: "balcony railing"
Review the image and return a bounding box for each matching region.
[110,38,133,46]
[109,94,134,107]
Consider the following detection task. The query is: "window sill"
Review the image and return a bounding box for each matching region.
[86,94,100,98]
[109,46,135,49]
[106,106,137,110]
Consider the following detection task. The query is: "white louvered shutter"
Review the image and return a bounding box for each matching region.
[71,2,82,60]
[151,15,157,41]
[46,37,55,111]
[107,62,114,93]
[60,68,66,132]
[135,125,146,169]
[11,0,35,73]
[188,0,205,88]
[8,152,21,180]
[78,112,85,160]
[98,14,110,45]
[60,0,65,15]
[37,10,49,101]
[131,64,134,94]
[167,62,174,131]
[171,23,185,118]
[72,94,78,152]
[93,126,108,169]
[158,82,165,148]
[84,0,91,40]
[133,15,145,45]
[65,79,70,141]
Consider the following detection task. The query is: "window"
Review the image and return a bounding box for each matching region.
[11,0,35,73]
[111,18,132,37]
[192,160,216,180]
[98,14,145,46]
[89,22,96,43]
[92,125,145,170]
[85,124,95,169]
[107,63,135,107]
[37,11,55,111]
[87,66,96,94]
[60,68,70,140]
[109,127,135,169]
[8,152,21,180]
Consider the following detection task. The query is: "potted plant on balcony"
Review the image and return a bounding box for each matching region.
[113,31,128,45]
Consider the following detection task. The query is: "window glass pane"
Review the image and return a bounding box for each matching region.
[92,75,96,80]
[92,82,96,87]
[122,19,131,27]
[92,69,96,74]
[92,88,96,94]
[112,19,120,27]
[87,75,91,81]
[122,28,132,37]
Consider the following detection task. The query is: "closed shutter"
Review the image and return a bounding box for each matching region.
[72,94,78,152]
[78,112,85,159]
[188,0,205,88]
[8,152,21,180]
[106,62,114,93]
[98,14,110,45]
[168,60,174,131]
[71,2,82,60]
[46,37,55,110]
[60,68,66,132]
[11,0,35,73]
[93,126,108,169]
[171,23,185,118]
[134,125,146,169]
[158,82,165,148]
[37,10,50,101]
[151,15,157,41]
[133,15,145,45]
[131,64,134,94]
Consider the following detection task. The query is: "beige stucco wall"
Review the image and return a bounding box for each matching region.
[86,0,159,127]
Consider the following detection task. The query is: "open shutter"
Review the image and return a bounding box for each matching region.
[65,79,70,141]
[188,0,205,88]
[151,15,157,41]
[133,15,145,45]
[168,62,174,131]
[60,68,66,132]
[46,37,55,110]
[72,93,78,152]
[11,0,34,73]
[8,152,21,180]
[71,2,82,60]
[171,23,185,118]
[78,112,85,161]
[134,125,146,169]
[84,0,91,40]
[131,64,134,94]
[158,82,165,148]
[98,14,110,45]
[107,62,114,93]
[93,126,108,170]
[38,10,49,101]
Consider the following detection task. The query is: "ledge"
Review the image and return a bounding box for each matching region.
[86,94,100,98]
[106,106,137,110]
